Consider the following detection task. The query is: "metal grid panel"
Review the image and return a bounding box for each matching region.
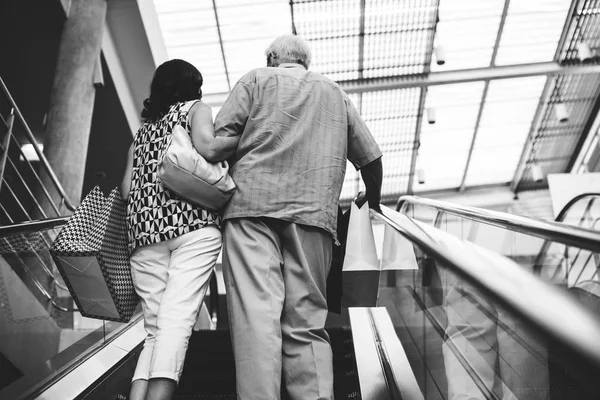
[559,0,600,63]
[152,0,600,200]
[217,0,292,86]
[495,0,572,65]
[415,81,485,191]
[520,72,600,189]
[365,88,420,198]
[466,76,547,186]
[362,0,437,77]
[339,89,420,201]
[293,0,361,81]
[153,0,229,94]
[431,0,505,71]
[511,0,600,192]
[293,0,437,80]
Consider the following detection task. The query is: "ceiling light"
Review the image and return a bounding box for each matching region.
[417,169,426,184]
[555,102,569,123]
[20,144,43,162]
[434,45,446,66]
[577,41,592,62]
[427,107,436,124]
[531,163,544,183]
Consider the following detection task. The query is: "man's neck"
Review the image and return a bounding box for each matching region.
[277,62,306,69]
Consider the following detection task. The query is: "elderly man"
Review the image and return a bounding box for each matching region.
[214,35,382,400]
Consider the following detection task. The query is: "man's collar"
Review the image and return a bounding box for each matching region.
[278,63,306,69]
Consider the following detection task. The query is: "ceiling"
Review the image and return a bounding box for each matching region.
[150,0,600,204]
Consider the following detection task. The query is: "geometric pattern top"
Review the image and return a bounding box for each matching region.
[126,101,221,253]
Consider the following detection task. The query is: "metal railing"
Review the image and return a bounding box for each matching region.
[0,216,75,312]
[0,214,222,322]
[396,195,600,254]
[0,215,70,235]
[0,75,76,225]
[374,205,600,372]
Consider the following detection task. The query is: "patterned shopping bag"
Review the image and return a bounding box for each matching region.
[50,186,138,322]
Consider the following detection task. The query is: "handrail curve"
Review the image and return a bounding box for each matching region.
[396,195,600,254]
[373,205,600,369]
[533,192,600,278]
[555,192,600,223]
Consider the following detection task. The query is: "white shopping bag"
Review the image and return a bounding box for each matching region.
[341,202,381,307]
[380,223,419,270]
[342,201,379,272]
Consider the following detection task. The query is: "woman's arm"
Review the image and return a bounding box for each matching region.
[120,143,134,201]
[189,102,240,162]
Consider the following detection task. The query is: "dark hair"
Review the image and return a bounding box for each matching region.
[141,59,203,122]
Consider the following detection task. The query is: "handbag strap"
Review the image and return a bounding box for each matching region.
[180,99,200,114]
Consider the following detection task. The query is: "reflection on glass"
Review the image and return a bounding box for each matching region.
[401,200,600,309]
[0,226,140,399]
[376,208,600,399]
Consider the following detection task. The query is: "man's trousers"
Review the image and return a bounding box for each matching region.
[222,217,334,400]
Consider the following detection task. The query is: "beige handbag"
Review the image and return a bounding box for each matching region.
[157,124,236,211]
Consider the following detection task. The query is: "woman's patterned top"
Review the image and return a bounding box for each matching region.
[126,101,220,253]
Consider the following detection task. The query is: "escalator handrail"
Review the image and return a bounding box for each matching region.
[396,195,600,253]
[554,192,600,223]
[373,205,600,369]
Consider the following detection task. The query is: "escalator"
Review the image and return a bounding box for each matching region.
[0,218,362,400]
[1,196,600,399]
[391,196,600,399]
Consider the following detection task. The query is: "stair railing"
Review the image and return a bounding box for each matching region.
[0,75,76,225]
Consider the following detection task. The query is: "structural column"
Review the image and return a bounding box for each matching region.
[40,0,107,216]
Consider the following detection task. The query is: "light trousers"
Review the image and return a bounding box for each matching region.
[130,226,221,383]
[222,217,334,400]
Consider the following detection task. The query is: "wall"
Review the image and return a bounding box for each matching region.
[0,0,65,144]
[83,57,133,196]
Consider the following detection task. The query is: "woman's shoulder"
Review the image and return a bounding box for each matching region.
[185,100,210,114]
[186,101,213,125]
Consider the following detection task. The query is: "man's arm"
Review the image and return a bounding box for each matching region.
[214,75,253,138]
[189,102,239,162]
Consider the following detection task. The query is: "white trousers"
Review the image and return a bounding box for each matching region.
[130,226,221,383]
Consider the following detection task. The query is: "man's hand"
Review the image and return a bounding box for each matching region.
[354,191,368,208]
[355,191,382,213]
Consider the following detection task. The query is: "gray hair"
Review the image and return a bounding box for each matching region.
[265,35,312,69]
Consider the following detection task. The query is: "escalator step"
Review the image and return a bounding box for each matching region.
[175,328,361,399]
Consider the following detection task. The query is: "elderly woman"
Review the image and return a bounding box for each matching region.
[121,59,238,400]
